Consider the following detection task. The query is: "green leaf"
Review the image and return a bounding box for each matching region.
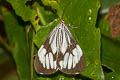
[34,0,104,79]
[101,35,120,73]
[1,7,30,80]
[98,0,120,76]
[105,72,120,80]
[98,12,120,73]
[7,0,36,21]
[32,2,57,31]
[41,0,63,17]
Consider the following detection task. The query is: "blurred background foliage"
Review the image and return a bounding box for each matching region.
[0,0,120,80]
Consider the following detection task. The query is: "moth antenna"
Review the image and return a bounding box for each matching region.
[52,1,71,21]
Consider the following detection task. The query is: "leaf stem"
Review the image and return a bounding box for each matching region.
[36,7,46,25]
[30,31,35,80]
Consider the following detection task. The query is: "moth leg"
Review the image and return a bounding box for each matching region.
[66,24,78,28]
[37,19,57,31]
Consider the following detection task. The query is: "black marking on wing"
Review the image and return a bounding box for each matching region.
[34,26,58,75]
[58,25,86,74]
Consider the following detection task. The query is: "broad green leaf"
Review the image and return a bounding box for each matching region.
[101,35,120,73]
[41,0,63,17]
[1,7,30,80]
[98,12,120,73]
[6,0,57,32]
[7,0,36,21]
[97,1,120,79]
[98,0,120,75]
[32,2,57,31]
[34,0,104,80]
[105,72,120,80]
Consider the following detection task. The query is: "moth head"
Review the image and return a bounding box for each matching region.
[60,19,64,24]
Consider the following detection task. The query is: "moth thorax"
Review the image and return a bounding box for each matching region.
[58,29,63,47]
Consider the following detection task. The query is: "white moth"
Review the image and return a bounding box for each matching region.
[34,20,85,75]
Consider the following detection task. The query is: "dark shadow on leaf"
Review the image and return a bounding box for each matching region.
[102,65,112,73]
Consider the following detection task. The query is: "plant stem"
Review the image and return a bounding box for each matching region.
[30,31,34,80]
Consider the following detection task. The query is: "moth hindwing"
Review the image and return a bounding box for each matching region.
[34,20,85,75]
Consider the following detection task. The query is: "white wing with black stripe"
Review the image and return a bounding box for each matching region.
[34,20,85,75]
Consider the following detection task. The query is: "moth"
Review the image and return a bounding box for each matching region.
[34,20,85,75]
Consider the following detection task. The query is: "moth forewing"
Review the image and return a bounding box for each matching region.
[34,20,85,75]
